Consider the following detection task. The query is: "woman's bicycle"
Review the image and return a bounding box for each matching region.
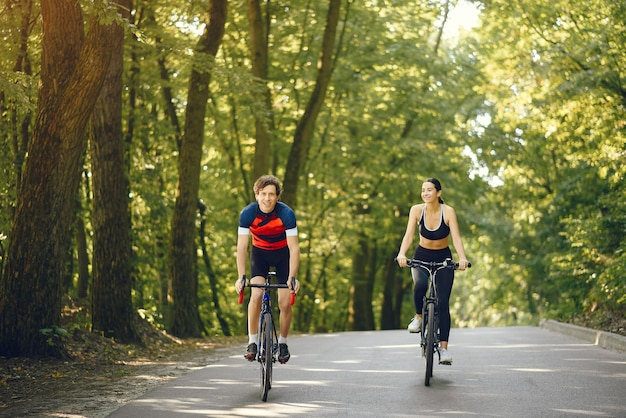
[404,258,470,386]
[238,272,296,401]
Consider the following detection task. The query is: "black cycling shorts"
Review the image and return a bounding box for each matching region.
[250,246,290,284]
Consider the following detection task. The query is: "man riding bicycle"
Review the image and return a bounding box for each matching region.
[235,175,301,363]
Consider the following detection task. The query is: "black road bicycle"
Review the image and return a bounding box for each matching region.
[404,258,470,386]
[238,272,296,401]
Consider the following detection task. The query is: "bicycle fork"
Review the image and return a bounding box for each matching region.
[420,297,440,356]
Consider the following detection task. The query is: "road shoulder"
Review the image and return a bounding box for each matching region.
[540,318,626,354]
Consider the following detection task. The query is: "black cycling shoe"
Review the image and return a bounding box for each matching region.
[278,343,290,364]
[244,343,257,361]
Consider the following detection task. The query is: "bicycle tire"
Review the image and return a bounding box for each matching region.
[266,314,274,391]
[260,312,273,401]
[424,302,435,386]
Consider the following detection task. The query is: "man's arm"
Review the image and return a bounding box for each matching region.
[235,233,249,293]
[286,234,300,292]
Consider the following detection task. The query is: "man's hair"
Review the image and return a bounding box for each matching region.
[253,175,282,196]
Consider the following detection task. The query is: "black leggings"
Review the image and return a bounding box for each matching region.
[411,246,454,341]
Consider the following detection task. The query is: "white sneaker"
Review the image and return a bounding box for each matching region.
[407,315,421,333]
[439,348,452,365]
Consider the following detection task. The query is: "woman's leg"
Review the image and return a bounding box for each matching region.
[436,268,455,344]
[412,267,428,315]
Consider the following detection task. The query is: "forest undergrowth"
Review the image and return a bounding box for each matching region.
[0,300,245,417]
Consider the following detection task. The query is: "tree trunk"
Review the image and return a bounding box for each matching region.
[168,0,227,337]
[350,234,375,331]
[282,0,341,208]
[0,0,117,357]
[75,214,90,300]
[247,0,274,179]
[90,0,138,343]
[380,256,400,329]
[198,201,231,336]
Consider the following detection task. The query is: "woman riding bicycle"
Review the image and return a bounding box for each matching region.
[396,178,469,364]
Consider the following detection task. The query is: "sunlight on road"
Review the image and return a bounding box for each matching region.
[226,401,329,417]
[553,409,611,417]
[508,368,556,373]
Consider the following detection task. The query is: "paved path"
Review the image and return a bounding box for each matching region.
[108,327,626,417]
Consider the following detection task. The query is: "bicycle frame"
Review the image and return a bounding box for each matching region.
[238,272,295,401]
[253,273,288,359]
[409,261,449,351]
[405,258,468,386]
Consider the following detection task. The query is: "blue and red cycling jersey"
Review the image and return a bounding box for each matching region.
[238,201,298,250]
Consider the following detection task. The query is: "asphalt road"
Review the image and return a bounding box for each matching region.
[108,327,626,417]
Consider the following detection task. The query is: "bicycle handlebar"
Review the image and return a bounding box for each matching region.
[400,258,472,270]
[237,276,297,305]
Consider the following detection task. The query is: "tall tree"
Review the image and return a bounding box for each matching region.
[90,0,138,342]
[247,0,274,179]
[0,0,119,357]
[168,0,227,337]
[350,233,375,330]
[282,0,342,208]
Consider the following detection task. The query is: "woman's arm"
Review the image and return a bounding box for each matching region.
[446,205,469,269]
[396,204,421,267]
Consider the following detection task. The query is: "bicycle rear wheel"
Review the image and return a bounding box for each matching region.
[424,302,435,386]
[259,312,273,401]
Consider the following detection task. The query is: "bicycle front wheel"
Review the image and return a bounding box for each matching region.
[424,302,435,386]
[259,312,273,401]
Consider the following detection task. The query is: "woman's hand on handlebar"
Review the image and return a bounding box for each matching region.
[396,254,408,268]
[457,259,470,271]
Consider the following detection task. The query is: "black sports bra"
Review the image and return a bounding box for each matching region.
[419,205,450,240]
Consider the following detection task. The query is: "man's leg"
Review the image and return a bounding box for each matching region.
[277,287,293,337]
[277,287,293,363]
[244,276,264,360]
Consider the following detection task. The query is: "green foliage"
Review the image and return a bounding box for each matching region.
[40,327,69,348]
[0,1,41,260]
[467,0,626,325]
[1,0,623,341]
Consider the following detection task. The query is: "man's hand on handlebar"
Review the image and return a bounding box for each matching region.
[289,277,300,294]
[235,275,246,294]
